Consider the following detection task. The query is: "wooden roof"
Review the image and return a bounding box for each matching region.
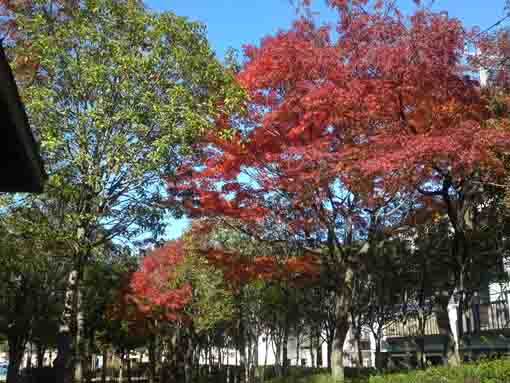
[0,44,45,193]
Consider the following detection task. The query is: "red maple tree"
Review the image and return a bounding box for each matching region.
[129,240,192,322]
[170,0,510,377]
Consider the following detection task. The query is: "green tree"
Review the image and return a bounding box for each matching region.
[0,207,67,383]
[3,1,243,382]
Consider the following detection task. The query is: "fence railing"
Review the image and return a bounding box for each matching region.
[462,300,510,333]
[383,315,440,338]
[383,299,510,338]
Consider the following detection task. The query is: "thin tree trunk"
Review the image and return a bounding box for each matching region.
[118,351,124,383]
[101,348,108,383]
[127,351,132,383]
[356,332,363,368]
[36,343,45,369]
[264,334,269,368]
[282,322,289,376]
[26,342,32,369]
[208,342,213,376]
[6,332,26,383]
[55,268,78,383]
[435,292,460,366]
[274,338,282,377]
[327,340,333,371]
[246,329,252,383]
[415,337,425,369]
[455,264,466,365]
[75,267,86,383]
[374,339,382,370]
[238,304,247,383]
[296,331,300,367]
[240,335,247,383]
[148,334,157,383]
[184,328,194,383]
[310,342,315,368]
[314,327,323,367]
[85,331,94,383]
[252,333,259,383]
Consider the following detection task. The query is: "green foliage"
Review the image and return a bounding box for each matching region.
[267,359,510,383]
[177,235,235,332]
[268,374,339,383]
[368,358,510,383]
[264,367,374,383]
[0,207,66,344]
[4,0,244,247]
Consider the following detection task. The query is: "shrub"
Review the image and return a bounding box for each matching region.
[267,358,510,383]
[368,358,510,383]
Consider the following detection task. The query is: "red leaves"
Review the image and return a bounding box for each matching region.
[168,1,510,278]
[204,248,320,288]
[129,240,192,321]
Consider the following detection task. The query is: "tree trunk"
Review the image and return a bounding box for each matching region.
[327,340,333,371]
[264,334,269,368]
[36,344,45,369]
[239,339,247,383]
[184,328,194,383]
[252,333,259,383]
[352,326,362,368]
[374,339,382,370]
[84,331,94,383]
[415,337,425,369]
[435,293,460,366]
[25,342,31,370]
[282,323,289,376]
[55,268,79,383]
[101,348,108,383]
[238,307,247,383]
[356,337,362,368]
[331,320,349,382]
[296,331,300,367]
[316,327,323,368]
[127,351,132,383]
[6,332,26,383]
[274,338,282,377]
[317,343,323,368]
[75,270,86,383]
[331,270,353,382]
[246,330,252,383]
[310,342,315,368]
[118,351,124,383]
[148,334,158,383]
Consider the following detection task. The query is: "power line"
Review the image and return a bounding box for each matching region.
[471,14,510,41]
[465,14,510,75]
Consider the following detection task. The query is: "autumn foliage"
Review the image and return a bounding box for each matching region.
[205,248,319,286]
[170,1,510,236]
[129,240,192,321]
[165,4,510,376]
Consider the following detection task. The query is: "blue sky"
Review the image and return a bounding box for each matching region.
[147,1,509,60]
[147,0,509,240]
